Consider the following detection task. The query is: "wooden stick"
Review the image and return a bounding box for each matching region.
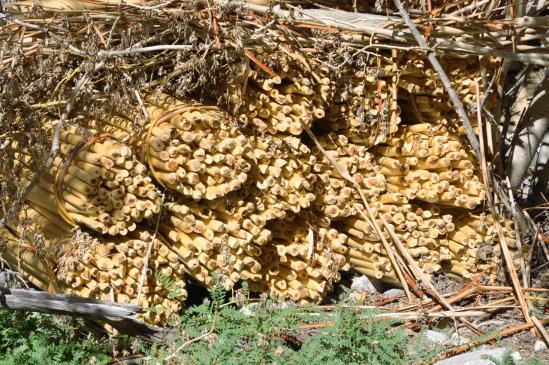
[475,79,532,327]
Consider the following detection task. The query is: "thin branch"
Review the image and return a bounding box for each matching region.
[475,80,533,327]
[7,17,192,57]
[435,317,549,362]
[393,0,481,162]
[165,315,216,361]
[531,315,549,346]
[505,176,529,287]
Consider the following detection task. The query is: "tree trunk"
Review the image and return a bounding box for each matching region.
[506,70,548,191]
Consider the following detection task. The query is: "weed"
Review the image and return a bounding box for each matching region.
[0,310,112,365]
[155,270,185,300]
[144,280,440,364]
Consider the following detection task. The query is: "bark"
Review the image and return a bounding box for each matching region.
[530,131,549,203]
[506,70,548,191]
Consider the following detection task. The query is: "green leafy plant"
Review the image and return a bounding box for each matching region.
[0,310,112,365]
[482,348,546,365]
[524,357,546,365]
[144,279,440,364]
[293,306,429,365]
[155,270,185,300]
[0,282,442,364]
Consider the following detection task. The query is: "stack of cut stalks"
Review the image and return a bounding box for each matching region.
[444,212,522,283]
[0,225,62,293]
[91,95,252,202]
[159,199,269,289]
[11,125,161,236]
[143,96,252,201]
[339,202,454,284]
[58,229,187,325]
[244,135,318,219]
[1,204,186,325]
[250,212,349,303]
[227,54,334,136]
[374,123,485,209]
[398,55,499,135]
[312,132,386,220]
[0,42,526,324]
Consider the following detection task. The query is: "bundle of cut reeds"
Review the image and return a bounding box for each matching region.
[1,204,186,325]
[57,229,187,325]
[398,55,499,135]
[10,125,161,235]
[90,95,252,201]
[141,96,252,201]
[159,199,269,289]
[0,226,61,293]
[250,212,349,303]
[373,123,485,209]
[227,54,334,136]
[443,213,524,283]
[312,133,386,220]
[243,134,318,219]
[340,202,455,284]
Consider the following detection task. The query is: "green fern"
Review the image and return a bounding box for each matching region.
[159,290,440,365]
[524,357,546,365]
[154,270,185,300]
[0,310,112,365]
[482,348,547,365]
[209,272,227,311]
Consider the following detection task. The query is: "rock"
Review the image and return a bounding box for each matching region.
[348,291,368,303]
[239,305,254,317]
[351,275,382,294]
[510,351,522,363]
[450,333,468,346]
[534,340,548,352]
[383,288,405,297]
[433,347,508,365]
[424,330,448,344]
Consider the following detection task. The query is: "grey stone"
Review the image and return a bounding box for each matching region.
[424,330,448,344]
[534,340,548,352]
[383,288,405,297]
[450,332,469,346]
[239,305,254,317]
[351,275,382,294]
[510,351,522,363]
[433,347,508,365]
